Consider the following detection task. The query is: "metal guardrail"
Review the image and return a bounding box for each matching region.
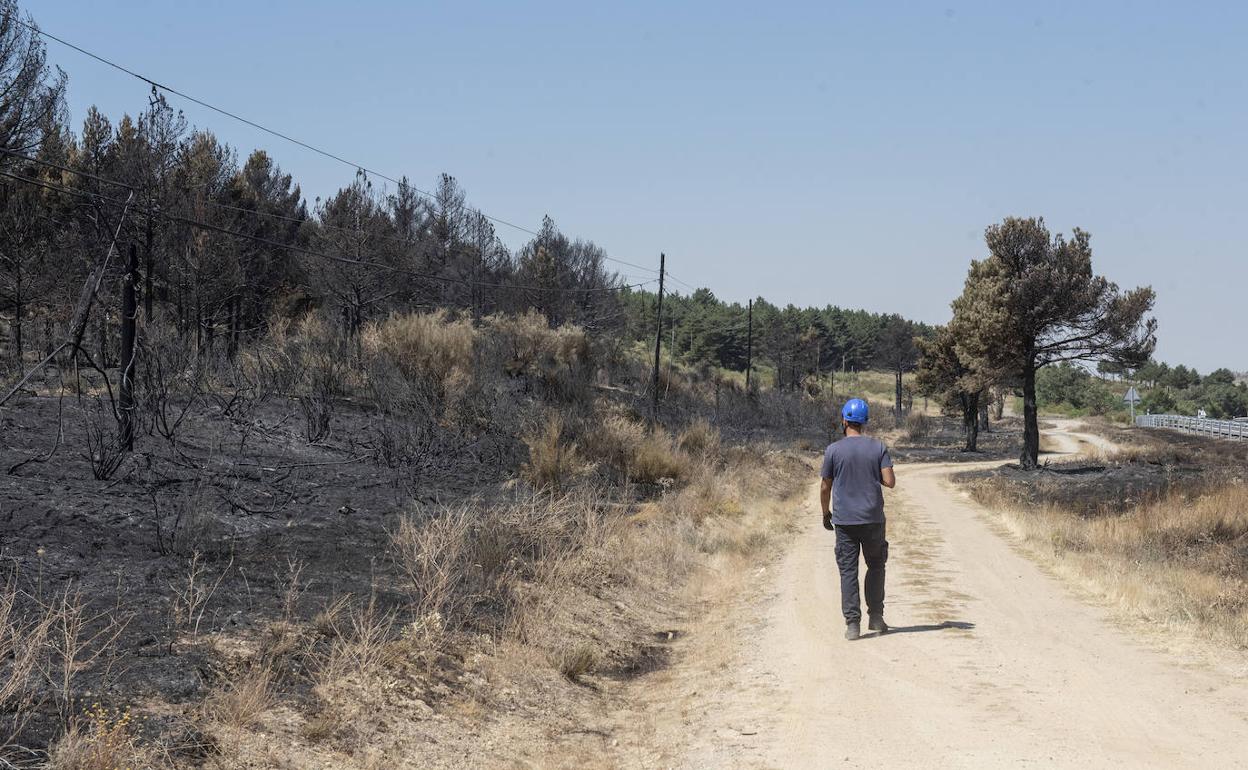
[1135,414,1248,440]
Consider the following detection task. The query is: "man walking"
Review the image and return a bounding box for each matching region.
[820,398,896,641]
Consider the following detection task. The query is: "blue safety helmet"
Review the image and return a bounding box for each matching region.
[842,398,869,424]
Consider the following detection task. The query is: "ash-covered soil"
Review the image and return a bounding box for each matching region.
[888,415,1024,463]
[0,376,810,767]
[952,421,1248,517]
[0,391,491,751]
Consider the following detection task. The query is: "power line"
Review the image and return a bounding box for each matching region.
[0,168,654,295]
[18,18,657,277]
[664,272,698,291]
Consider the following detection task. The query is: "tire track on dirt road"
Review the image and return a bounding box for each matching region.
[631,422,1248,769]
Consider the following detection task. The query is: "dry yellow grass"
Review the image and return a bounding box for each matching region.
[202,666,276,730]
[970,481,1248,647]
[521,412,588,492]
[364,310,475,390]
[627,431,690,484]
[0,577,52,727]
[45,704,161,770]
[551,641,599,681]
[577,413,691,484]
[483,310,590,374]
[676,418,721,459]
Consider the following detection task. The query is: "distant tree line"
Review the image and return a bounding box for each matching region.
[618,286,933,413]
[1126,362,1245,418]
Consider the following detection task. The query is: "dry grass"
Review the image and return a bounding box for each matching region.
[45,704,162,770]
[578,414,691,484]
[202,666,276,731]
[313,599,402,686]
[676,418,721,459]
[969,480,1248,648]
[627,432,689,484]
[364,310,476,392]
[551,641,599,682]
[521,412,588,493]
[0,577,52,741]
[901,412,932,443]
[385,437,806,693]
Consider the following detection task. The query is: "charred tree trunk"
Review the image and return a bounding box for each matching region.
[1021,359,1040,469]
[978,401,990,433]
[10,272,21,363]
[227,296,240,358]
[894,368,904,418]
[962,391,980,452]
[98,311,109,368]
[143,214,154,317]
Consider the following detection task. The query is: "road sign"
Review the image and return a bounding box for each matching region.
[1124,386,1141,423]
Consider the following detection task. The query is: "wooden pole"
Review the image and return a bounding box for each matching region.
[651,252,665,421]
[745,299,753,392]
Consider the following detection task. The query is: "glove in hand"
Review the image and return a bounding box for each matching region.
[822,512,835,531]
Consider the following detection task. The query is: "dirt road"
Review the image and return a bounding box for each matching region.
[624,422,1248,769]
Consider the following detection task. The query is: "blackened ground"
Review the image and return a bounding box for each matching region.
[1,390,494,750]
[888,415,1025,464]
[951,420,1248,517]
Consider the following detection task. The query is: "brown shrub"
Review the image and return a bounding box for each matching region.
[364,310,476,396]
[628,431,690,484]
[482,311,593,401]
[551,641,598,682]
[901,412,932,443]
[581,415,689,484]
[674,472,745,524]
[521,412,588,493]
[581,415,646,473]
[677,418,721,459]
[202,667,275,730]
[483,311,588,374]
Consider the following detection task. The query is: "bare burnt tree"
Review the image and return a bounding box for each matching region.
[513,216,621,328]
[0,1,65,162]
[307,171,404,338]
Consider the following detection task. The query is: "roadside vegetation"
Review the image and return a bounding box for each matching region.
[1,309,815,768]
[955,422,1248,649]
[1030,361,1248,422]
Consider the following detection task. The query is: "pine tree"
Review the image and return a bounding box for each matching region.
[953,217,1156,468]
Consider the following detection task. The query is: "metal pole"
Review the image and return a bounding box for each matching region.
[651,253,665,421]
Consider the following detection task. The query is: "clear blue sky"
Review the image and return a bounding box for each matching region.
[28,1,1247,372]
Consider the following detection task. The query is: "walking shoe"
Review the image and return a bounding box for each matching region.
[867,615,889,633]
[845,621,861,641]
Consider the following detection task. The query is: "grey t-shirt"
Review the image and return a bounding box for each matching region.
[821,435,893,525]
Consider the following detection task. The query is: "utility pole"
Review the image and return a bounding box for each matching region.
[745,299,753,392]
[651,253,665,421]
[119,243,139,451]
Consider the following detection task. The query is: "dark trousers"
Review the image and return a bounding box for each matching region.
[834,522,888,624]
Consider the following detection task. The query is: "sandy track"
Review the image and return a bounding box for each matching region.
[647,423,1248,769]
